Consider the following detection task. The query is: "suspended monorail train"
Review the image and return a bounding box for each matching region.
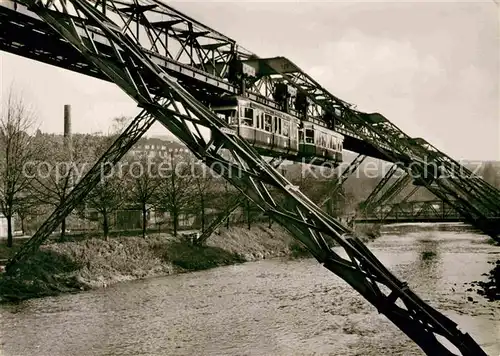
[212,96,344,166]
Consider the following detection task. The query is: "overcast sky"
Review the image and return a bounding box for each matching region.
[0,1,498,160]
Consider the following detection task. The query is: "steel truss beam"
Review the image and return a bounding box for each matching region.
[360,172,417,221]
[2,0,499,236]
[359,165,399,211]
[195,157,284,246]
[5,1,489,354]
[361,170,414,216]
[359,176,463,223]
[319,154,366,209]
[246,60,500,239]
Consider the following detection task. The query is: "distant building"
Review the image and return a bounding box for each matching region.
[127,137,190,160]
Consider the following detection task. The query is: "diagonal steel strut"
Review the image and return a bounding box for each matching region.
[7,108,158,267]
[195,157,284,245]
[319,154,366,209]
[6,1,489,355]
[359,165,399,212]
[369,173,413,214]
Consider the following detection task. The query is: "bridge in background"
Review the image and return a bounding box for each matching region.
[356,200,462,224]
[353,164,472,225]
[0,1,498,355]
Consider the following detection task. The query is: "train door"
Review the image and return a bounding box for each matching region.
[273,116,282,152]
[240,105,256,145]
[290,119,299,152]
[282,118,290,153]
[263,114,273,149]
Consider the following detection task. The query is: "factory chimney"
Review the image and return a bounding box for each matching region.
[64,104,72,138]
[63,104,73,156]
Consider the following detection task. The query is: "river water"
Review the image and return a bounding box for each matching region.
[1,223,499,356]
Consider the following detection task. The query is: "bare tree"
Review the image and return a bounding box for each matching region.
[82,134,128,240]
[156,151,195,237]
[192,163,215,232]
[209,177,241,230]
[0,91,37,247]
[30,133,95,240]
[111,116,132,134]
[126,154,163,238]
[86,177,126,239]
[15,195,44,235]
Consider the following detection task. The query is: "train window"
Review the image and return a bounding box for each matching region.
[264,114,272,132]
[305,129,314,144]
[242,107,254,126]
[214,109,238,125]
[244,108,253,118]
[282,120,289,137]
[322,133,327,148]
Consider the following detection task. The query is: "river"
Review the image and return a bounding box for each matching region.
[1,223,499,356]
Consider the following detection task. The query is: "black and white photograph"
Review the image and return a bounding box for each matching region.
[0,1,498,355]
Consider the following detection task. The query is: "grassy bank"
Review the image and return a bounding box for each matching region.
[0,223,380,303]
[0,224,301,302]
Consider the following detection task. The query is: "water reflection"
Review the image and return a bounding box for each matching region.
[415,236,440,293]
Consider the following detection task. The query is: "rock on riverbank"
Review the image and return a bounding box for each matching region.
[470,260,500,301]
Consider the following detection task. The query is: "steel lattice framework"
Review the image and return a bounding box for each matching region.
[246,62,500,238]
[360,166,414,214]
[0,0,497,354]
[1,0,499,237]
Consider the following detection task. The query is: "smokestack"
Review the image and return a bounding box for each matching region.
[63,105,73,161]
[64,104,72,138]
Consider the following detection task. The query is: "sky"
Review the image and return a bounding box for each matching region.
[0,1,499,161]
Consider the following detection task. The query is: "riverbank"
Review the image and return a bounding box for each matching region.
[0,223,380,303]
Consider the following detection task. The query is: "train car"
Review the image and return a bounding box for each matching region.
[212,96,300,157]
[299,122,343,164]
[211,95,343,166]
